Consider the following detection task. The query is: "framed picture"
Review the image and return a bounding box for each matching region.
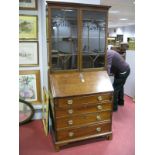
[42,87,49,136]
[116,34,123,42]
[127,37,135,42]
[107,37,116,45]
[19,70,41,103]
[127,37,135,50]
[19,15,38,40]
[19,0,38,10]
[19,41,39,66]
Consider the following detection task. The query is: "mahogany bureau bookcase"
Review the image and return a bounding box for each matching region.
[49,71,113,150]
[47,1,113,151]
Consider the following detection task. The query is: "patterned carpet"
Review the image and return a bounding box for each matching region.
[19,95,135,155]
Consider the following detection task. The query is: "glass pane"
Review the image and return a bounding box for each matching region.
[51,8,78,70]
[82,11,106,68]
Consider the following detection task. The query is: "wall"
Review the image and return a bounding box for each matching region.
[19,0,102,120]
[108,25,135,42]
[109,50,135,99]
[108,24,135,98]
[19,0,48,119]
[19,1,135,120]
[108,25,135,98]
[124,50,135,98]
[46,0,100,4]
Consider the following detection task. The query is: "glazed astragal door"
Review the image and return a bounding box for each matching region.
[50,8,78,71]
[82,10,107,69]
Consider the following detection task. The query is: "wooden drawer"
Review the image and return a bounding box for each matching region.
[55,102,112,118]
[55,93,112,108]
[56,111,111,129]
[56,122,111,141]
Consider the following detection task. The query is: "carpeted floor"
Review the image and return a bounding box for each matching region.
[19,95,135,155]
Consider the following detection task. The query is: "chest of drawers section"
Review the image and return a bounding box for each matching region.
[51,92,113,150]
[49,71,114,151]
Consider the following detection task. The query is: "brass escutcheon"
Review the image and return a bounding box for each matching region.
[68,132,74,137]
[96,115,101,121]
[68,120,73,125]
[67,99,73,105]
[96,127,101,132]
[68,109,73,114]
[97,105,103,110]
[98,96,103,101]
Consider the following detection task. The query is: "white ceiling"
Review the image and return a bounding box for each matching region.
[47,0,135,28]
[100,0,135,28]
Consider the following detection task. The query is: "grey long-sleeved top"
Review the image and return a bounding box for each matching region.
[107,50,130,75]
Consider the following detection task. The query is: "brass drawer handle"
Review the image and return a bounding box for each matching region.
[68,132,74,137]
[97,105,103,110]
[98,96,103,101]
[96,115,101,121]
[96,127,101,132]
[67,99,73,105]
[68,120,73,125]
[68,109,73,114]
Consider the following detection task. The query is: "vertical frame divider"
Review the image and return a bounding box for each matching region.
[104,11,108,70]
[48,6,52,72]
[78,9,82,71]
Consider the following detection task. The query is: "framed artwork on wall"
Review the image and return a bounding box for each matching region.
[42,87,49,136]
[116,34,123,42]
[19,15,38,40]
[127,37,135,50]
[19,0,38,10]
[19,70,41,103]
[19,41,39,66]
[107,37,116,45]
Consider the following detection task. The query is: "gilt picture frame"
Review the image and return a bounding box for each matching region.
[19,70,41,103]
[19,0,38,10]
[19,15,38,40]
[42,87,49,136]
[127,37,135,50]
[19,41,39,66]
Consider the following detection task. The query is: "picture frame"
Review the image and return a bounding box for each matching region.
[19,15,38,40]
[42,87,49,136]
[19,41,39,66]
[127,37,135,42]
[116,34,123,43]
[127,37,135,50]
[107,36,116,45]
[19,70,41,103]
[19,0,38,10]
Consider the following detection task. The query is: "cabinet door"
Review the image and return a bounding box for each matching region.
[82,10,107,69]
[50,8,78,71]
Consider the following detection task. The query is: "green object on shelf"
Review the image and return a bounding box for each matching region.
[128,41,135,50]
